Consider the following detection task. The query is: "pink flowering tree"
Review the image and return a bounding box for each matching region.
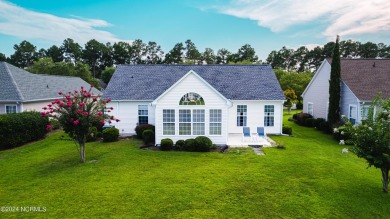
[41,85,119,163]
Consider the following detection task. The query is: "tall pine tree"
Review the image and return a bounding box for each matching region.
[327,36,341,125]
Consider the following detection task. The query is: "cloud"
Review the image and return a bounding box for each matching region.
[217,0,390,38]
[0,0,131,45]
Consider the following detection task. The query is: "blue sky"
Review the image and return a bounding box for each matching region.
[1,0,390,60]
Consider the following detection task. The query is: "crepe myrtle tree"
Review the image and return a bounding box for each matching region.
[352,97,390,193]
[41,85,119,163]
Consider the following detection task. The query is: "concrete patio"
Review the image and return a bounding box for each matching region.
[227,133,276,147]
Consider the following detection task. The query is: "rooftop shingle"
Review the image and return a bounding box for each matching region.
[102,65,285,101]
[0,62,100,102]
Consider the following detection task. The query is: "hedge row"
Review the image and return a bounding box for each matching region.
[0,112,49,150]
[161,136,214,152]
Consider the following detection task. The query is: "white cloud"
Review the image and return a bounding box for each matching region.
[217,0,390,38]
[0,1,132,45]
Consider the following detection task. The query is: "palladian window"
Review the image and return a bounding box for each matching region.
[179,92,205,105]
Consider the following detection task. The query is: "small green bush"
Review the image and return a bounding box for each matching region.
[296,102,303,110]
[183,138,196,152]
[102,127,119,142]
[160,138,173,151]
[86,126,99,142]
[0,112,49,150]
[314,118,326,129]
[294,112,313,126]
[135,124,155,139]
[142,129,155,145]
[304,118,315,127]
[49,119,61,130]
[319,121,331,133]
[195,136,213,152]
[282,126,293,135]
[175,140,185,151]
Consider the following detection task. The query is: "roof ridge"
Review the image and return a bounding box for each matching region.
[117,64,270,67]
[4,63,24,101]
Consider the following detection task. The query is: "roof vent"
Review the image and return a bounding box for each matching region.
[131,76,134,79]
[373,62,376,67]
[47,84,49,88]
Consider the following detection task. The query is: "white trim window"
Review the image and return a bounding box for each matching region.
[193,109,205,135]
[5,105,17,114]
[308,103,313,116]
[163,109,175,135]
[209,109,222,135]
[361,105,370,121]
[179,109,191,135]
[138,105,148,125]
[264,105,274,127]
[236,105,247,127]
[349,105,357,124]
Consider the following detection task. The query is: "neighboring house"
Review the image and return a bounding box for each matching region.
[0,62,100,114]
[302,59,390,124]
[102,65,285,145]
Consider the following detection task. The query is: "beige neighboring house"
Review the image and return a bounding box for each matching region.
[302,58,390,124]
[0,62,100,114]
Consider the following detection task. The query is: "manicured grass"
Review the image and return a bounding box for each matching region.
[0,111,389,218]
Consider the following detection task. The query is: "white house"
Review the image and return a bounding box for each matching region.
[0,62,100,114]
[302,59,390,124]
[102,65,285,146]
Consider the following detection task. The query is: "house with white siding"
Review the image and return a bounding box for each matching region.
[302,59,390,124]
[102,65,285,146]
[0,62,100,114]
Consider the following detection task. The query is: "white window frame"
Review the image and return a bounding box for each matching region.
[264,105,275,127]
[236,105,247,127]
[361,105,370,121]
[209,109,222,135]
[307,102,313,116]
[5,105,17,114]
[179,109,192,135]
[349,104,357,124]
[163,109,175,135]
[138,105,148,125]
[192,109,205,135]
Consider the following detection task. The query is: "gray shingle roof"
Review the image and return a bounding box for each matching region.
[102,65,285,101]
[0,62,100,102]
[327,59,390,101]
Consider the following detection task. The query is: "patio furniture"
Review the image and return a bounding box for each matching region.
[253,127,266,143]
[242,127,252,142]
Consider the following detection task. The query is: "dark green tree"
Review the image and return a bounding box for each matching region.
[9,40,38,68]
[61,38,82,63]
[112,41,131,64]
[145,41,164,64]
[357,41,379,58]
[216,48,231,64]
[101,66,116,84]
[202,48,216,64]
[236,44,258,63]
[82,39,106,78]
[327,36,341,126]
[0,53,6,62]
[130,39,146,64]
[46,45,64,62]
[164,43,185,64]
[185,39,201,64]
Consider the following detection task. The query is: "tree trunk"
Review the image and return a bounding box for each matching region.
[79,142,86,163]
[381,167,389,193]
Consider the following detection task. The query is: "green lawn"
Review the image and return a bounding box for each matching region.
[0,111,389,218]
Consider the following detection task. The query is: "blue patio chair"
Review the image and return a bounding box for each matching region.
[257,127,266,137]
[242,127,252,142]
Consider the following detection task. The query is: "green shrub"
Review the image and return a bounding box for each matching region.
[86,126,99,142]
[0,112,49,150]
[294,112,313,126]
[102,127,119,142]
[135,124,155,139]
[175,140,185,151]
[314,118,326,129]
[319,121,331,133]
[333,121,354,142]
[49,119,61,130]
[304,118,315,127]
[296,102,303,110]
[160,138,173,151]
[195,136,213,152]
[282,126,292,135]
[183,138,196,152]
[142,129,155,145]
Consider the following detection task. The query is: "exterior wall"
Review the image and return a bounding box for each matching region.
[22,100,53,112]
[302,60,331,119]
[154,73,229,145]
[0,102,22,114]
[228,100,284,135]
[340,81,360,123]
[106,101,155,135]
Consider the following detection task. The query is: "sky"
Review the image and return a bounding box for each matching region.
[1,0,390,60]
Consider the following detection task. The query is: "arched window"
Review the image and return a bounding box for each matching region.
[179,92,205,105]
